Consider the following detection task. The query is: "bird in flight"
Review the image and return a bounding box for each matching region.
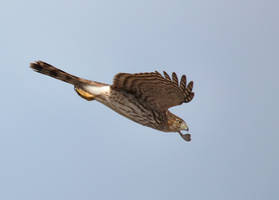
[30,61,194,142]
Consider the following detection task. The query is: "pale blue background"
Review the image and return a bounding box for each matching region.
[0,0,278,199]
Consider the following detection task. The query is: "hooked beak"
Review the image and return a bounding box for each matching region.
[180,121,189,132]
[179,122,190,142]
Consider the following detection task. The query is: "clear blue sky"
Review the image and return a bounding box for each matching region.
[0,0,278,199]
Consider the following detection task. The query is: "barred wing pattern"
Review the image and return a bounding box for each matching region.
[112,71,194,112]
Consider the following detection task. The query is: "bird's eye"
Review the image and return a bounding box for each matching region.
[178,120,182,124]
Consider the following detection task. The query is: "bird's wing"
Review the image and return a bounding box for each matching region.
[112,71,194,111]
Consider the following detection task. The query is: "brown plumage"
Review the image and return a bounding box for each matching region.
[30,61,194,142]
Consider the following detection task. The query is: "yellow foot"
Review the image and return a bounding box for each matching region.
[75,87,95,101]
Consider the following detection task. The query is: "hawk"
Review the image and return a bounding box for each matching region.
[30,61,194,142]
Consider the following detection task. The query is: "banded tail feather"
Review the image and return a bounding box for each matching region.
[30,61,92,86]
[30,61,109,101]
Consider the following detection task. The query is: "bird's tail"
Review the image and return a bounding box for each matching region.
[30,61,107,101]
[30,61,94,86]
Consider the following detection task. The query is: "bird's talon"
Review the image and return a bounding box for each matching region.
[182,133,191,142]
[179,131,191,142]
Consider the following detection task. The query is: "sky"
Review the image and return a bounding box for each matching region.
[0,0,278,199]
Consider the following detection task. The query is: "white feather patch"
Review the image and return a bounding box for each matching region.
[83,85,111,96]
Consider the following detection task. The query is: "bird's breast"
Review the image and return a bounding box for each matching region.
[96,89,166,130]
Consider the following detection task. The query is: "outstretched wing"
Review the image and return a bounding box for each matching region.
[112,71,194,111]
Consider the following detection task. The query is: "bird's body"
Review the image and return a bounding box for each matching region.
[30,61,194,141]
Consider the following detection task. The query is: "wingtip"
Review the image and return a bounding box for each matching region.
[188,81,194,89]
[171,72,178,85]
[163,71,171,80]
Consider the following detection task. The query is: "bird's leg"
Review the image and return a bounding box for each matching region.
[75,87,95,101]
[178,131,191,142]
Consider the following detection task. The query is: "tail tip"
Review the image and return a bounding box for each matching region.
[30,61,44,72]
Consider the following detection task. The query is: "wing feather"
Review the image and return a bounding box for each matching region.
[163,71,171,80]
[172,72,178,85]
[112,71,194,111]
[180,75,186,90]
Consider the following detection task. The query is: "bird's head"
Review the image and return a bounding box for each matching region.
[167,116,189,132]
[166,111,191,142]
